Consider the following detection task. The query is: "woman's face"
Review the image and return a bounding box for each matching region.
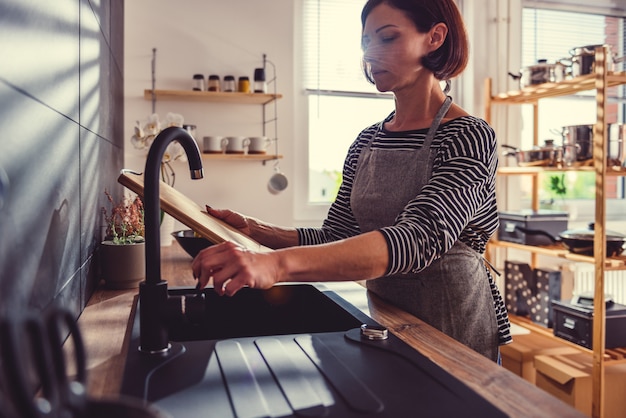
[362,3,439,93]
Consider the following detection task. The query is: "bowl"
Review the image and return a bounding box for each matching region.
[171,230,213,257]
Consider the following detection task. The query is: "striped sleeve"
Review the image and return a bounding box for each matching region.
[298,117,500,277]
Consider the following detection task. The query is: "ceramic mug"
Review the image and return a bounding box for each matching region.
[203,136,226,154]
[268,167,288,194]
[225,136,250,154]
[248,136,271,154]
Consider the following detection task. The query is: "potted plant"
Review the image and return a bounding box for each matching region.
[99,190,146,289]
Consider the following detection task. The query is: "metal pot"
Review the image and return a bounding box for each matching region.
[570,44,603,77]
[514,223,626,256]
[509,59,568,89]
[608,124,626,167]
[569,44,625,77]
[501,141,561,167]
[560,124,626,166]
[561,124,593,164]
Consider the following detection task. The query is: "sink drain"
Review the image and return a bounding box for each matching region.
[360,324,388,340]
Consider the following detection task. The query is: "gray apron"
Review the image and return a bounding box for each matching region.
[352,96,499,361]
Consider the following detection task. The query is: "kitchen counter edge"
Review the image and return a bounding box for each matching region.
[79,243,584,418]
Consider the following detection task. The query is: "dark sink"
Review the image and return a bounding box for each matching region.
[164,283,369,342]
[121,283,507,418]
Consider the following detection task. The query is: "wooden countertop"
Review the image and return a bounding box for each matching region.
[79,242,584,417]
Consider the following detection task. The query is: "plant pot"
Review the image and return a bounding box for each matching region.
[100,240,146,289]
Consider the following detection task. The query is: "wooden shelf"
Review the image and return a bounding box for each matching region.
[509,315,626,364]
[497,166,626,176]
[144,89,282,105]
[488,239,626,269]
[491,71,626,104]
[201,153,282,162]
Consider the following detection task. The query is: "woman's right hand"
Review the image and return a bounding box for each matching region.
[206,205,252,237]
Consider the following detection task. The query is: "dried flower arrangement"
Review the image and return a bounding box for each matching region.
[102,190,145,245]
[130,112,189,187]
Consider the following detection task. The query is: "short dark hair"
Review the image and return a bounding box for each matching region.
[361,0,469,82]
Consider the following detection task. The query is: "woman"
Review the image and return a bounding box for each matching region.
[192,0,511,361]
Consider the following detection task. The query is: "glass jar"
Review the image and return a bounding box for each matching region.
[207,75,221,92]
[192,74,205,91]
[223,75,236,92]
[238,76,250,93]
[253,68,266,93]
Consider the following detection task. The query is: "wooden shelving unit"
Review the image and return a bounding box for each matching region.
[489,239,626,269]
[486,46,626,417]
[488,71,626,104]
[497,166,626,176]
[509,315,626,364]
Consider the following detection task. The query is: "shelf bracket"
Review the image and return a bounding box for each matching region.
[151,48,157,114]
[261,53,280,166]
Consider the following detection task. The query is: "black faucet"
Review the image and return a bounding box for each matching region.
[140,126,203,354]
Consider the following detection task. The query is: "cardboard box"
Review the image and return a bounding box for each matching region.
[535,351,626,417]
[500,331,573,383]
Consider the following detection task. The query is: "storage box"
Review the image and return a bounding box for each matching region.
[529,268,562,328]
[498,209,568,246]
[552,298,626,349]
[500,332,574,383]
[535,351,626,417]
[504,261,534,316]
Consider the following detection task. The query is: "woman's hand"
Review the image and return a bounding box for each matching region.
[206,205,251,236]
[191,241,281,296]
[205,206,300,249]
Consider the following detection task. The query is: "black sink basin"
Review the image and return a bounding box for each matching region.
[121,284,507,417]
[164,283,369,341]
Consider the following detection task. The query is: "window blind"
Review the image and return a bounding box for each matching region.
[521,7,625,68]
[302,0,382,94]
[523,0,626,18]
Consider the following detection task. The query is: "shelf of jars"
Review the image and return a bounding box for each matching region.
[489,71,626,104]
[143,89,282,105]
[201,153,282,163]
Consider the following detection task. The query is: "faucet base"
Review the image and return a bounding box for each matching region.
[139,280,171,354]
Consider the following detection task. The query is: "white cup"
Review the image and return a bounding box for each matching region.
[225,136,250,154]
[268,168,288,194]
[248,136,271,154]
[203,136,226,154]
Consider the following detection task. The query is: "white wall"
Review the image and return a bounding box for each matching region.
[123,0,528,232]
[124,0,296,230]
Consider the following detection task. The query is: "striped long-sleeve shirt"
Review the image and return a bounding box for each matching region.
[297,114,512,345]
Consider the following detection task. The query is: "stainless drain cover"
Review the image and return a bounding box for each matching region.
[360,324,388,340]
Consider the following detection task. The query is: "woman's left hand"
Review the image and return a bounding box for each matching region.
[191,241,280,296]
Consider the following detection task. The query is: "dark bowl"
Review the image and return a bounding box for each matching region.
[171,230,213,258]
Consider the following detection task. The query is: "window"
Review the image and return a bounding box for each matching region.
[302,0,394,204]
[518,4,626,219]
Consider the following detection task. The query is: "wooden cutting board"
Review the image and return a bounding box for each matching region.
[118,171,270,252]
